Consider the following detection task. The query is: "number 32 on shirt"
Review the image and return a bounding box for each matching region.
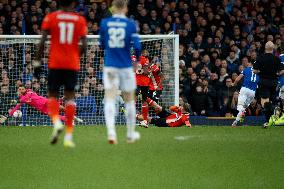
[108,27,125,48]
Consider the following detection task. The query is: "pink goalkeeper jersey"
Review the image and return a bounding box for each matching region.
[9,89,48,116]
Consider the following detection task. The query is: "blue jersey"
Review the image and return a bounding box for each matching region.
[279,54,284,87]
[241,67,259,91]
[99,14,141,68]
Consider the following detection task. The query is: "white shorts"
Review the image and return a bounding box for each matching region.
[279,86,284,100]
[103,67,136,92]
[238,87,255,108]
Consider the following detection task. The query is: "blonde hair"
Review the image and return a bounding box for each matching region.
[112,0,128,10]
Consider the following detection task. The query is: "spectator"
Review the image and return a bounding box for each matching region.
[76,88,96,116]
[0,85,13,116]
[226,91,239,117]
[220,77,237,115]
[226,50,239,74]
[190,84,208,115]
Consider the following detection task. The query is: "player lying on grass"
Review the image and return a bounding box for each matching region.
[0,85,83,124]
[136,98,191,128]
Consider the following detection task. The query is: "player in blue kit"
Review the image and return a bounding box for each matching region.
[100,0,141,144]
[278,43,284,110]
[231,61,259,127]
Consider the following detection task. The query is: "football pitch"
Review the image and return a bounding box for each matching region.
[0,126,284,189]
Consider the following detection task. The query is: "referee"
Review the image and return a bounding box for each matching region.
[253,41,283,127]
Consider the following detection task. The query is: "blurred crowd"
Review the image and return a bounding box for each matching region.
[1,0,284,117]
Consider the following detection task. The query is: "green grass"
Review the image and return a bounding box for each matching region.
[1,126,284,189]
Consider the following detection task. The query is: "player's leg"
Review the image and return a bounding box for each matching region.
[149,90,161,103]
[232,88,246,127]
[150,118,168,127]
[59,105,83,123]
[47,70,64,144]
[63,91,76,147]
[104,67,119,144]
[258,79,273,127]
[121,68,140,143]
[146,96,160,111]
[62,70,78,148]
[140,86,150,127]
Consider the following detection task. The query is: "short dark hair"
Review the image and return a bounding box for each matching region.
[60,0,75,7]
[18,84,25,88]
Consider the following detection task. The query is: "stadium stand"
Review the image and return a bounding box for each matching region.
[0,0,284,124]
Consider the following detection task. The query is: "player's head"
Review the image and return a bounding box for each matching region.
[265,41,274,53]
[142,49,149,57]
[181,103,190,113]
[17,85,26,95]
[59,0,76,9]
[112,0,128,14]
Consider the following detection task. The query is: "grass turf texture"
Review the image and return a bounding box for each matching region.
[0,126,284,189]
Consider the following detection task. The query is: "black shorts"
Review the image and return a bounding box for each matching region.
[258,78,278,99]
[148,90,162,102]
[48,69,78,92]
[150,118,168,127]
[157,109,171,118]
[136,86,149,101]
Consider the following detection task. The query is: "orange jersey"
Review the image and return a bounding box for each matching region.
[136,56,151,86]
[149,63,163,90]
[166,106,190,127]
[41,11,87,71]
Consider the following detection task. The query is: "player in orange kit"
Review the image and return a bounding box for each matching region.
[136,99,191,128]
[33,0,87,147]
[135,49,153,127]
[148,56,163,102]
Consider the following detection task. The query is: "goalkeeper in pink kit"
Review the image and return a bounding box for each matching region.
[0,85,82,124]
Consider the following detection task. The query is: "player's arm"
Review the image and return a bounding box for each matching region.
[279,70,284,76]
[0,102,23,123]
[79,17,88,56]
[33,30,48,79]
[151,65,162,89]
[184,117,191,128]
[80,36,87,56]
[35,30,48,62]
[232,73,244,86]
[131,21,142,65]
[8,103,22,117]
[99,20,106,50]
[277,59,284,75]
[131,33,141,58]
[253,60,260,74]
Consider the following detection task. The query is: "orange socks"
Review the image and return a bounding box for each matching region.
[65,102,76,134]
[48,98,60,123]
[141,101,149,121]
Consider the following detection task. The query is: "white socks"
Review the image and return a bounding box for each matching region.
[104,98,116,138]
[236,105,245,121]
[64,133,72,141]
[125,100,136,138]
